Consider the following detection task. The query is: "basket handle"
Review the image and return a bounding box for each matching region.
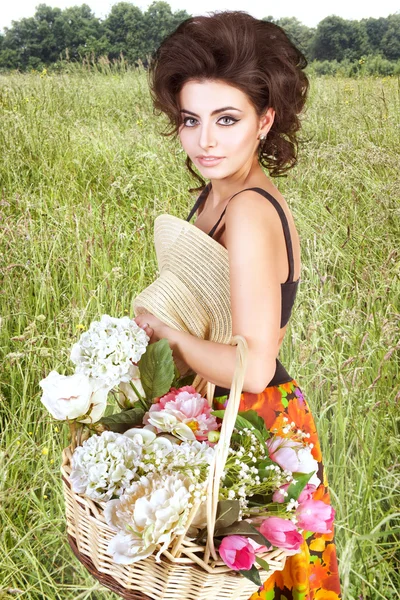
[204,334,249,561]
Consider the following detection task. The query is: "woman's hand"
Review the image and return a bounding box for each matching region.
[134,313,168,344]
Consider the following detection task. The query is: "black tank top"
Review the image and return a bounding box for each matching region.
[186,182,300,328]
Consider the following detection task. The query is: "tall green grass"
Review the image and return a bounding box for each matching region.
[0,64,399,599]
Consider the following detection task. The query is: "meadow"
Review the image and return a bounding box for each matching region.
[0,63,399,599]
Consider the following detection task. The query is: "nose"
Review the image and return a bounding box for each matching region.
[198,122,216,150]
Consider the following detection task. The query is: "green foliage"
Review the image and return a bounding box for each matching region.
[99,405,146,432]
[0,4,399,72]
[263,16,314,57]
[0,1,191,71]
[238,564,262,588]
[137,338,176,401]
[286,472,314,501]
[308,55,400,77]
[211,409,269,444]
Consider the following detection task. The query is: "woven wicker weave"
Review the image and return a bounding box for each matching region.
[61,336,287,599]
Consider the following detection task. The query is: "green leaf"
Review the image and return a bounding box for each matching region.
[211,410,267,445]
[214,394,228,404]
[238,564,262,587]
[255,555,271,572]
[285,471,314,501]
[99,406,145,433]
[237,410,269,440]
[304,531,313,539]
[137,339,175,401]
[215,500,240,529]
[211,409,226,419]
[246,494,271,507]
[193,501,240,544]
[214,521,271,547]
[103,404,115,418]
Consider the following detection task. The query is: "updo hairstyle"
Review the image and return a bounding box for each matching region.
[147,10,309,188]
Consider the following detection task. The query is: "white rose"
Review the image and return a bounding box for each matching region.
[39,370,109,422]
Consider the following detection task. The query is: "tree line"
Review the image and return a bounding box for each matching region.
[0,2,399,71]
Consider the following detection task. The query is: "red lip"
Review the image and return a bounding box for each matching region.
[197,155,224,159]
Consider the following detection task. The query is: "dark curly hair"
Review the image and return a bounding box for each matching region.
[147,10,309,189]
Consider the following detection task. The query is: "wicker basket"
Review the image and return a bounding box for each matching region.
[61,335,287,599]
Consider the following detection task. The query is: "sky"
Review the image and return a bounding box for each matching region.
[1,0,399,31]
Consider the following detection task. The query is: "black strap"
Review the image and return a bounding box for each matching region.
[186,182,212,222]
[214,187,296,284]
[186,185,296,284]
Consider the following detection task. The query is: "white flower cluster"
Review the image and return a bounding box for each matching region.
[70,428,215,503]
[70,427,216,563]
[222,427,269,514]
[104,472,194,564]
[70,431,144,501]
[165,439,215,470]
[70,314,149,388]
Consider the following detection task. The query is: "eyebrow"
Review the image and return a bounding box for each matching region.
[179,106,243,117]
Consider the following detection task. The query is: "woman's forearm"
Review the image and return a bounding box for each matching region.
[164,326,275,394]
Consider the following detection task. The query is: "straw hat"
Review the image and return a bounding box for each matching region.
[133,214,233,398]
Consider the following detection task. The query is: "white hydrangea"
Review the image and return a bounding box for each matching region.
[167,439,216,469]
[70,431,144,501]
[104,472,193,564]
[70,315,149,388]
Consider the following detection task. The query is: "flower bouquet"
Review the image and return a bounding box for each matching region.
[40,314,335,600]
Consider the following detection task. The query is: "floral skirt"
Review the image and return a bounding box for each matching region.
[213,379,342,600]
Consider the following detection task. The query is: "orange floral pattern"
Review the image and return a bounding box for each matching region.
[213,379,342,600]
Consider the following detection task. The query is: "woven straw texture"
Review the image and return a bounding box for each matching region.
[133,214,232,388]
[61,336,287,599]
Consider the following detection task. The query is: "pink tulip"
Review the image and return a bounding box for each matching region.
[272,483,290,503]
[296,499,335,534]
[218,535,256,571]
[273,483,317,504]
[298,484,317,503]
[247,537,272,554]
[259,517,303,553]
[266,437,303,472]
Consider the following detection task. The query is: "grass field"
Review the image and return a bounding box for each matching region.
[0,65,399,599]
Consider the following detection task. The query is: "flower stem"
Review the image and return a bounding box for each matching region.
[129,381,149,411]
[69,420,76,452]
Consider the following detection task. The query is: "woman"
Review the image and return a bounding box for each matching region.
[134,11,341,599]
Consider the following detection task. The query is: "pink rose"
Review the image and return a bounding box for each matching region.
[143,386,219,442]
[259,517,303,553]
[273,483,317,504]
[218,535,256,571]
[155,386,196,406]
[296,499,335,534]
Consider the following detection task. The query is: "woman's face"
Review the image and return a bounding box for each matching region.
[177,79,274,179]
